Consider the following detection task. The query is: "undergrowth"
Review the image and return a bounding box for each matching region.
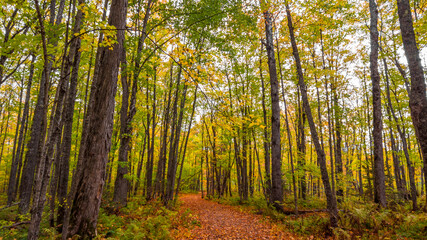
[212,193,427,239]
[0,195,198,240]
[95,196,198,239]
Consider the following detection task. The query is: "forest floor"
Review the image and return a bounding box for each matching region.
[2,193,426,239]
[174,194,299,239]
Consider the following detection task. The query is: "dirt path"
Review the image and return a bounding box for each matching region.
[175,194,297,239]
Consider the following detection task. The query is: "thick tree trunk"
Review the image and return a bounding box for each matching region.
[114,0,152,203]
[397,0,427,209]
[113,50,131,206]
[258,47,271,200]
[263,9,283,211]
[369,0,387,208]
[67,0,127,237]
[285,4,338,227]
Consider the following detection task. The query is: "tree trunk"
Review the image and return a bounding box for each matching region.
[175,87,198,198]
[369,0,387,208]
[276,39,298,214]
[57,33,82,227]
[0,99,11,170]
[263,9,283,211]
[30,0,84,234]
[7,54,35,205]
[312,44,325,198]
[258,46,271,200]
[113,49,131,206]
[10,77,24,193]
[164,81,187,205]
[154,64,175,198]
[18,30,49,216]
[145,69,156,200]
[241,109,249,200]
[119,0,152,198]
[19,0,66,215]
[333,89,343,201]
[397,0,427,209]
[285,3,338,227]
[134,131,147,195]
[67,0,127,237]
[384,58,409,200]
[296,91,307,199]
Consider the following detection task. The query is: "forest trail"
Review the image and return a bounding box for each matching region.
[175,194,297,239]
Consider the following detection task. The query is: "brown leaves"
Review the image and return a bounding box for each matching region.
[175,194,297,239]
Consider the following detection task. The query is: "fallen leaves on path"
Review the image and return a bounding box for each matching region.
[175,194,298,240]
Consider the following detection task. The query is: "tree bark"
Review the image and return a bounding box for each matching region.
[285,3,338,227]
[384,58,410,200]
[113,50,131,206]
[7,54,35,205]
[57,36,82,227]
[154,64,175,198]
[263,9,283,211]
[397,0,427,209]
[30,0,84,234]
[114,0,153,203]
[67,0,127,237]
[296,91,307,199]
[258,46,271,200]
[18,0,68,215]
[145,69,156,200]
[369,0,387,208]
[164,81,187,205]
[276,39,298,214]
[175,87,198,198]
[333,89,343,201]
